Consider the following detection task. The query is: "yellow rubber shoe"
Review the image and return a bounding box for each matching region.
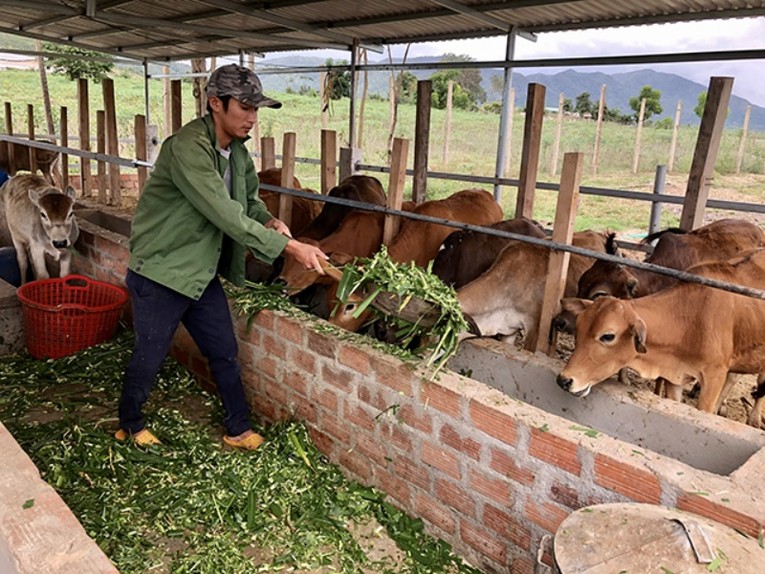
[114,428,161,446]
[223,432,265,451]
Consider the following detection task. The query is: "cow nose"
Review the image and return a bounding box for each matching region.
[52,239,69,249]
[556,375,572,391]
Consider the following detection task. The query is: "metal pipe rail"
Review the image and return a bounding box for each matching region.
[262,183,765,302]
[0,134,153,169]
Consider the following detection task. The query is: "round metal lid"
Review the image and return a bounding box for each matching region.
[554,503,763,573]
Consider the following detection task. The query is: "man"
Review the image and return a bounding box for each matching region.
[116,64,327,450]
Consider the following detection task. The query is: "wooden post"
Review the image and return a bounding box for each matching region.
[260,137,275,170]
[96,110,107,202]
[4,102,14,174]
[339,147,361,183]
[77,78,91,197]
[163,65,172,138]
[442,79,453,165]
[356,48,368,149]
[102,78,121,206]
[27,104,37,175]
[170,79,182,134]
[60,106,68,187]
[412,80,432,204]
[592,84,606,174]
[320,129,337,194]
[680,77,734,230]
[516,83,546,219]
[503,88,516,174]
[134,114,148,192]
[668,100,682,173]
[551,92,564,176]
[383,137,409,245]
[251,113,261,154]
[320,71,328,130]
[736,105,751,174]
[278,132,296,227]
[632,97,646,175]
[531,152,583,354]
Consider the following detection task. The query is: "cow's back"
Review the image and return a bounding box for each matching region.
[388,189,504,267]
[433,217,546,288]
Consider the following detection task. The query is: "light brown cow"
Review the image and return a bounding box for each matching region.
[256,167,320,236]
[0,142,60,185]
[558,249,765,415]
[278,211,387,295]
[387,188,504,267]
[578,219,765,300]
[328,189,504,333]
[458,231,609,347]
[0,174,78,282]
[432,217,547,289]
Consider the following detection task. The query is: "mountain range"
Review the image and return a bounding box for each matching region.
[259,54,765,131]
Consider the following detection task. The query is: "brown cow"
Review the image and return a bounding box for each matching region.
[432,217,547,289]
[0,142,60,185]
[297,175,387,240]
[387,188,504,267]
[558,249,765,415]
[458,231,609,347]
[255,167,320,235]
[578,219,765,300]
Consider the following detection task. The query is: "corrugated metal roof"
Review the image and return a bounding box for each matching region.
[0,0,763,61]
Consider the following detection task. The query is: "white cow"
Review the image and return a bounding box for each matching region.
[0,174,79,283]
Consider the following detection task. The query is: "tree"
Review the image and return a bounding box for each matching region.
[562,97,573,113]
[436,53,486,105]
[430,70,475,110]
[629,85,663,121]
[397,71,418,105]
[42,43,113,83]
[575,92,595,117]
[695,91,708,118]
[323,59,351,100]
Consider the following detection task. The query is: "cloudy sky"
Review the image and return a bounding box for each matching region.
[389,17,765,106]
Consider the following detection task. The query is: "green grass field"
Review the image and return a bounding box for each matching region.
[2,67,764,231]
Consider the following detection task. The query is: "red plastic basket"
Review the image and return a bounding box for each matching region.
[16,274,129,360]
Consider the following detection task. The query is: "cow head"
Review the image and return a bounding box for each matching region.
[577,260,640,300]
[28,185,77,250]
[556,296,648,397]
[328,276,376,333]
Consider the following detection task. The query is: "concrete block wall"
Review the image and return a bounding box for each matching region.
[70,214,765,573]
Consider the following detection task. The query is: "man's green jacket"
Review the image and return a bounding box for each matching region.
[128,114,289,299]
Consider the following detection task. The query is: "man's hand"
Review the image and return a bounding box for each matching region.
[283,239,329,274]
[265,217,293,238]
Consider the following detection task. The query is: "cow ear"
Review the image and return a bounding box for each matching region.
[27,188,43,206]
[626,275,640,298]
[560,297,592,317]
[64,185,77,200]
[630,318,647,354]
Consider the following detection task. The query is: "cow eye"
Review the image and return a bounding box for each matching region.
[591,290,608,299]
[599,333,615,343]
[40,213,49,220]
[345,303,356,313]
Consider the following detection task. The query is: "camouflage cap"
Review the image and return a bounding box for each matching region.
[206,64,282,109]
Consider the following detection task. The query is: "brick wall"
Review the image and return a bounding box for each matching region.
[72,215,765,574]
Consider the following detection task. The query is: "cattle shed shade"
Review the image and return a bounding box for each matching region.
[0,1,764,62]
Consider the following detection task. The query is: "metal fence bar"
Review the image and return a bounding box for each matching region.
[259,182,765,301]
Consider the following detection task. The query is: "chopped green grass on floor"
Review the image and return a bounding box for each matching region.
[0,331,481,574]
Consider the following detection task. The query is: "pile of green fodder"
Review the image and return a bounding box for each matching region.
[0,331,480,574]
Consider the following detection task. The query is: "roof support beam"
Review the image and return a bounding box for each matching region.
[429,0,511,32]
[22,0,134,31]
[92,12,347,50]
[193,0,355,45]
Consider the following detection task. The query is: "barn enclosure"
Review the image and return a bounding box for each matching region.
[1,191,764,573]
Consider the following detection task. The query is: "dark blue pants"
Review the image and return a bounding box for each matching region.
[119,270,251,436]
